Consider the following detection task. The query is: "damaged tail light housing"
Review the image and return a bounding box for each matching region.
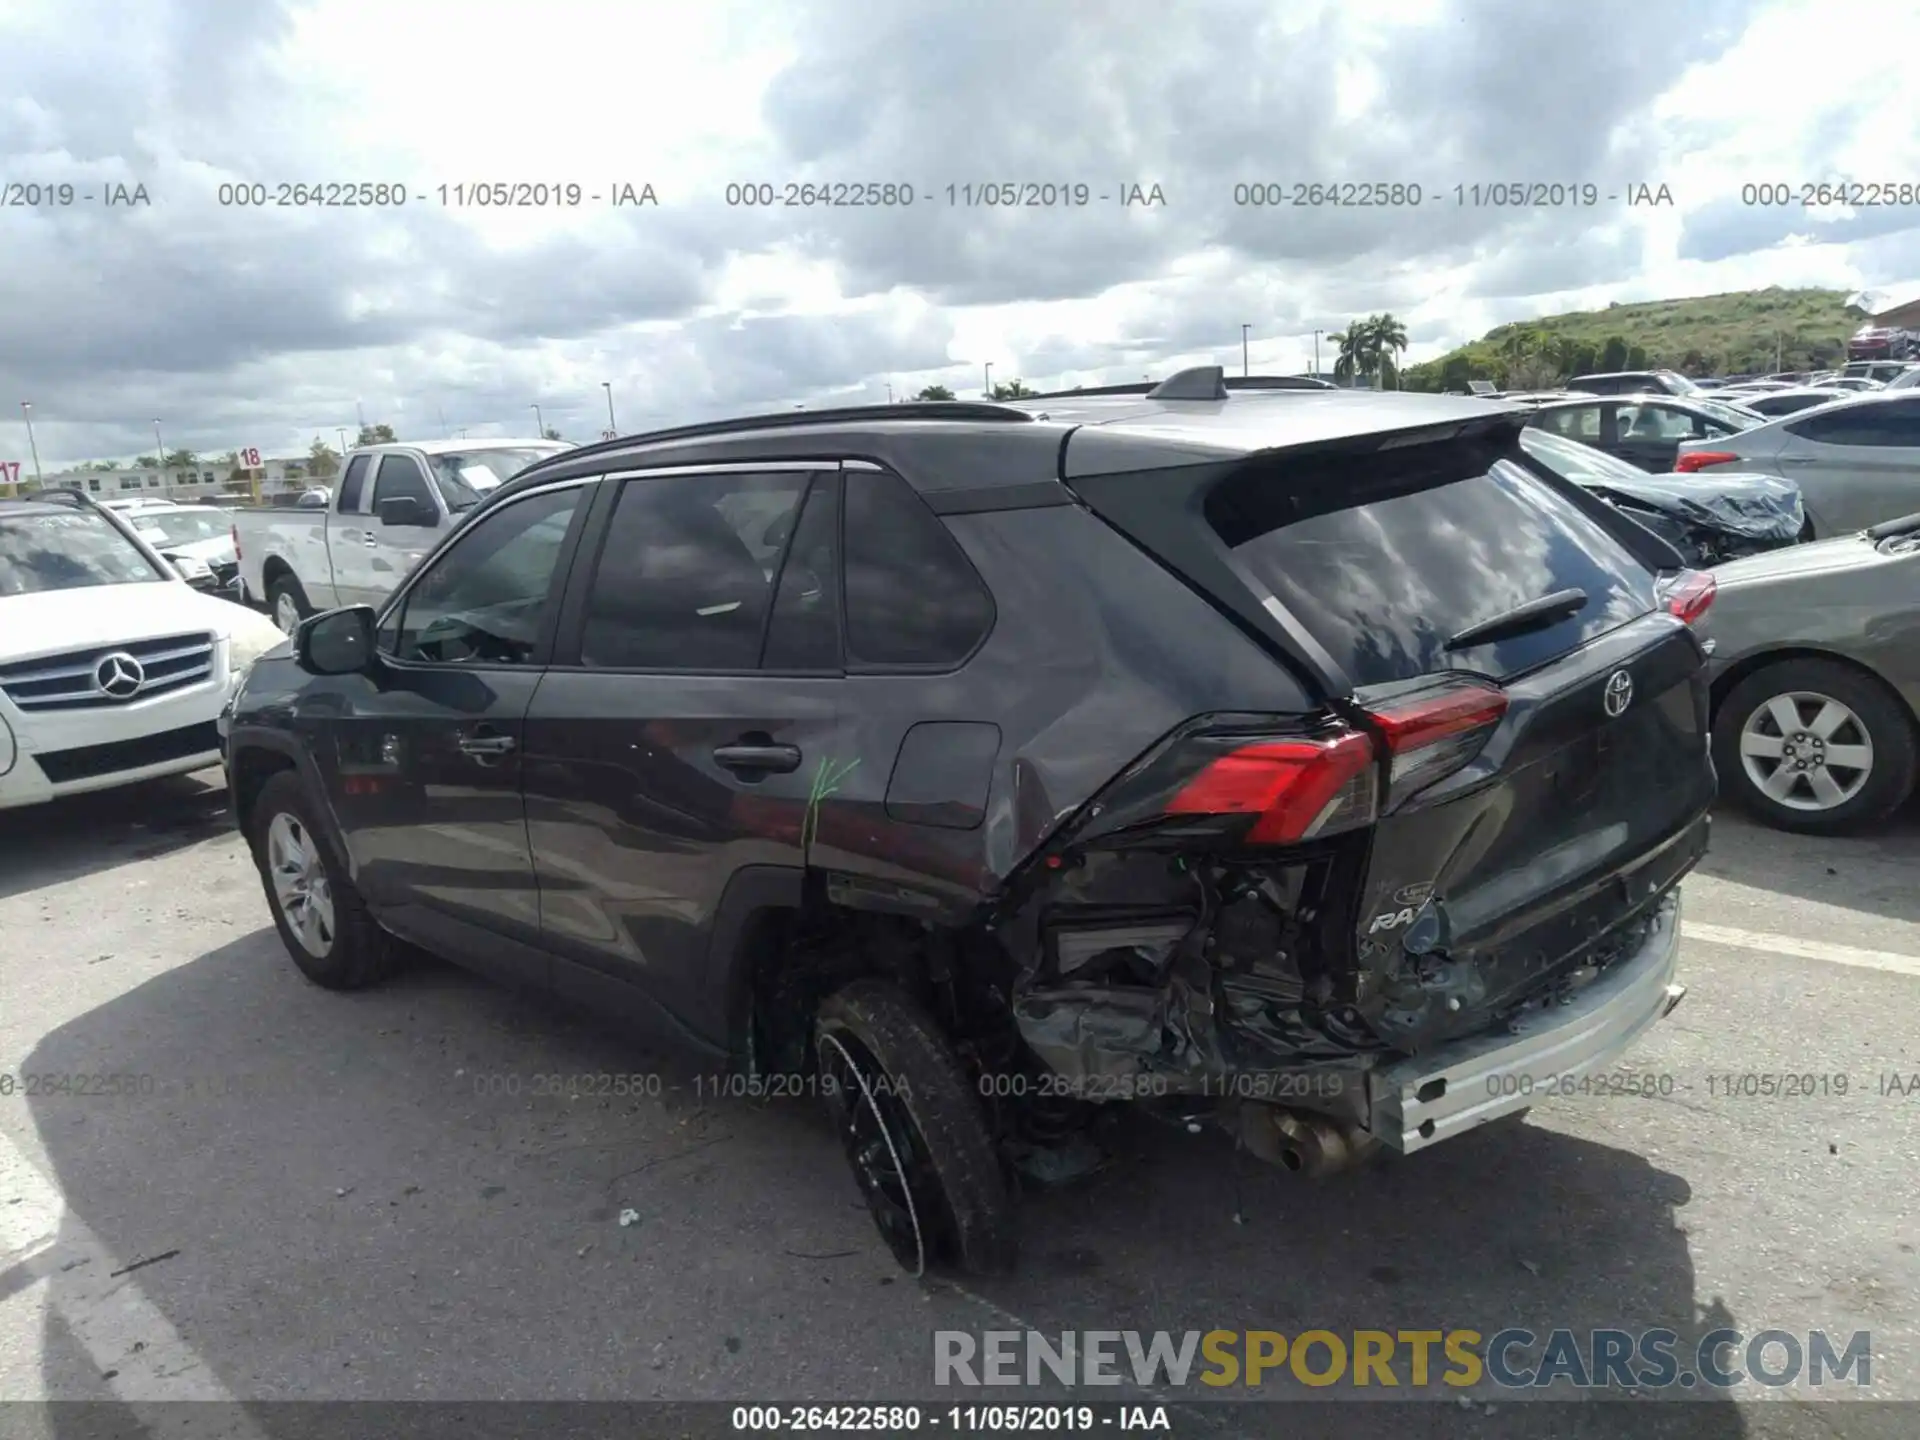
[1159,677,1509,844]
[1660,570,1716,624]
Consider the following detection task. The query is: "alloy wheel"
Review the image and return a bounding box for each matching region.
[266,811,336,957]
[1737,690,1874,812]
[273,590,302,633]
[816,1030,945,1277]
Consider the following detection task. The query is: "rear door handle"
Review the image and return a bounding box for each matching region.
[457,731,517,757]
[712,743,801,774]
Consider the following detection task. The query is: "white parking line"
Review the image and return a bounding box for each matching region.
[1682,921,1920,978]
[0,1128,264,1427]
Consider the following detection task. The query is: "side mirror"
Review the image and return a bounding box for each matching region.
[296,605,379,675]
[377,496,437,528]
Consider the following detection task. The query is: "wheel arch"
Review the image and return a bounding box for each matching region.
[1710,646,1920,738]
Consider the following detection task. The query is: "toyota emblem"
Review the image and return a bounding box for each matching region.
[1602,668,1634,718]
[93,651,146,699]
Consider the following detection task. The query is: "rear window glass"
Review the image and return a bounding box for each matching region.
[1206,447,1655,686]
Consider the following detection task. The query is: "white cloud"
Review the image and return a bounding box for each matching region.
[0,0,1915,468]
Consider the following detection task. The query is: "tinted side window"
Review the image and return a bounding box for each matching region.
[761,475,842,670]
[372,454,434,510]
[392,487,581,665]
[1788,400,1920,446]
[337,455,371,513]
[580,471,809,670]
[843,469,994,667]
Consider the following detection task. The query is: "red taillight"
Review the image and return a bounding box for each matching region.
[1366,678,1509,801]
[1167,730,1377,843]
[1674,451,1739,474]
[1663,570,1716,624]
[231,523,241,559]
[1162,679,1508,843]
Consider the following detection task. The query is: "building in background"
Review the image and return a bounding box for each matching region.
[39,457,313,505]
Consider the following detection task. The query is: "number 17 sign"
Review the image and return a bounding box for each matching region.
[0,462,20,485]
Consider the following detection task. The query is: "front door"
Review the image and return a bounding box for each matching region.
[338,452,444,608]
[522,463,846,1042]
[322,480,593,984]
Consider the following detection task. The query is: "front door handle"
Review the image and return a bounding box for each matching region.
[712,742,801,774]
[458,731,517,757]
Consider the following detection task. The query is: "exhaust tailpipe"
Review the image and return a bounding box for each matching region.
[1234,1103,1381,1179]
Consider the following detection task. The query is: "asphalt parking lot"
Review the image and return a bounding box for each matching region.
[1,771,1916,1439]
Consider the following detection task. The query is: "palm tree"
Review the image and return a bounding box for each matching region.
[1366,314,1409,389]
[914,384,956,401]
[1329,326,1369,385]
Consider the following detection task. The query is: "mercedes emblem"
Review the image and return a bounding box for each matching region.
[93,651,146,699]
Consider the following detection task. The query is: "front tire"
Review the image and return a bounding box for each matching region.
[815,980,1016,1278]
[266,573,311,634]
[1713,659,1917,833]
[248,771,397,989]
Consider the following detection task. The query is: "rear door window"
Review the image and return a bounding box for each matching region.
[842,469,994,668]
[1788,399,1920,447]
[1206,451,1656,687]
[337,455,372,513]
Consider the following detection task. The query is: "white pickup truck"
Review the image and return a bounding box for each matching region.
[232,439,570,631]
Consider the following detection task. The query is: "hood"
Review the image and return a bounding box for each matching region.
[146,534,236,566]
[0,580,285,665]
[1709,531,1887,587]
[1581,470,1805,541]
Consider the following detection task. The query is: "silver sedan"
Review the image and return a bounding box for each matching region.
[1695,512,1920,832]
[1675,392,1920,536]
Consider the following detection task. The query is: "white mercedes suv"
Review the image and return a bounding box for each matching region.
[0,492,287,810]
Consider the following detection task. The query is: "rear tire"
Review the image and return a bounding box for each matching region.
[1713,659,1916,834]
[248,771,398,989]
[267,573,311,634]
[815,980,1016,1278]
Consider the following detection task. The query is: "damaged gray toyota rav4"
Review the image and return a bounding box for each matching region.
[221,367,1715,1277]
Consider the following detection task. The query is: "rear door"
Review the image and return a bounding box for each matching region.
[521,462,847,1041]
[1772,398,1920,533]
[1068,426,1714,1050]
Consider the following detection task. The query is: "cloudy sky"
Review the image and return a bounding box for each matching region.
[3,0,1918,469]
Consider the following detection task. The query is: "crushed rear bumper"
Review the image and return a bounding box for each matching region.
[1363,892,1685,1154]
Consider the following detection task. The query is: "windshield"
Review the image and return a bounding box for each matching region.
[0,511,168,596]
[1689,396,1761,429]
[133,510,231,546]
[1517,426,1656,485]
[426,448,568,510]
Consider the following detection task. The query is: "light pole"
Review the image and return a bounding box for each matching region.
[530,403,544,437]
[19,402,42,493]
[1313,330,1325,378]
[1242,323,1251,377]
[336,427,348,457]
[983,363,993,398]
[885,382,894,404]
[152,419,166,486]
[601,382,617,434]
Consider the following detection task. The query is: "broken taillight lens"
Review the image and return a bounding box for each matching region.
[1166,729,1378,843]
[1661,570,1716,624]
[1363,676,1509,805]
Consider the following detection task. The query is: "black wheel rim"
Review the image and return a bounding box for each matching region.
[817,1029,946,1277]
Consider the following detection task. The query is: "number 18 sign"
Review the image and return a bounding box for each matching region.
[241,447,262,468]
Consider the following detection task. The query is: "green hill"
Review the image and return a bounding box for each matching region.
[1401,287,1869,392]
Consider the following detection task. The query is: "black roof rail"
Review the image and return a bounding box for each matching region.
[7,486,90,508]
[1148,365,1229,401]
[1021,373,1334,401]
[517,400,1037,475]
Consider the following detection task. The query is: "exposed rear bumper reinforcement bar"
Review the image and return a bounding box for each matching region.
[1364,892,1686,1154]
